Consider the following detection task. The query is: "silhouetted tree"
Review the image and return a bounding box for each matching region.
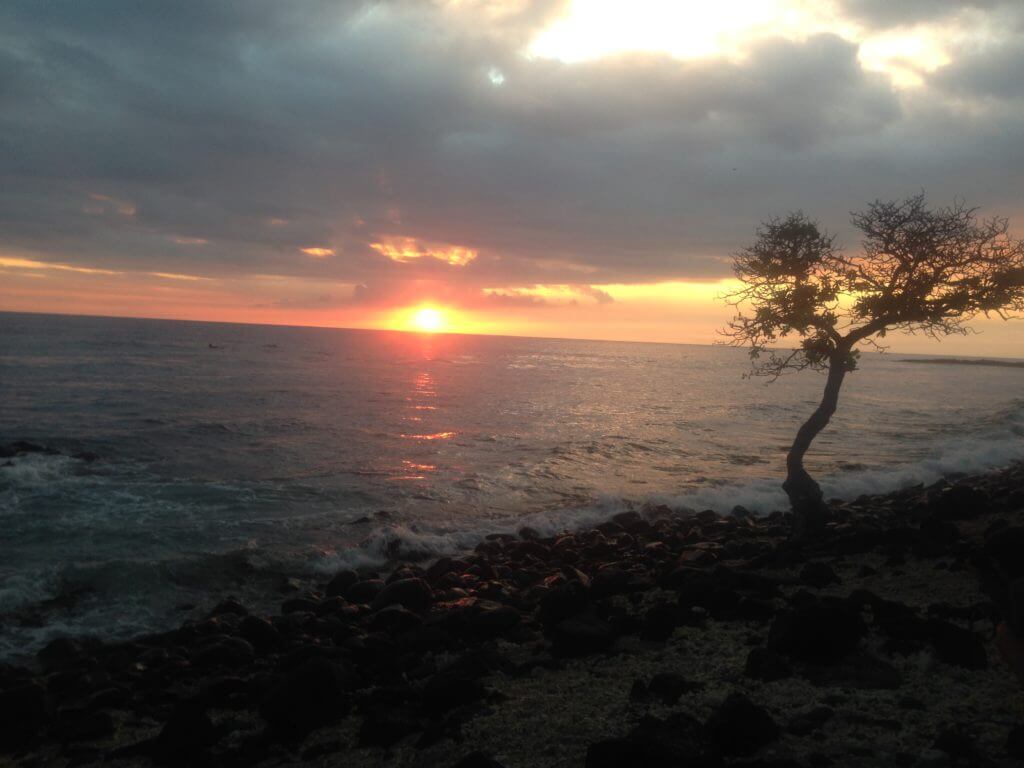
[723,194,1024,539]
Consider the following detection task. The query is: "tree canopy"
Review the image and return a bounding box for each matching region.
[723,194,1024,378]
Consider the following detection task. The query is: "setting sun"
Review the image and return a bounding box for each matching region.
[412,307,444,333]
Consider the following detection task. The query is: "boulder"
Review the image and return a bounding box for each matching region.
[372,578,433,612]
[369,605,423,634]
[325,569,359,597]
[345,579,385,604]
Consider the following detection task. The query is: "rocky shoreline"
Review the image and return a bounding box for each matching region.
[2,462,1024,767]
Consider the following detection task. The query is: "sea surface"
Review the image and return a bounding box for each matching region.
[2,311,1022,658]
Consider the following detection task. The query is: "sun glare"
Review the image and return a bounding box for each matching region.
[412,307,445,333]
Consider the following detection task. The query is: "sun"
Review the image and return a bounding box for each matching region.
[412,307,445,333]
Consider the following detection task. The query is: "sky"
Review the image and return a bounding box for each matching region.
[2,0,1023,354]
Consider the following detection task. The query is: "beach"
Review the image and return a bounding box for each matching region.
[2,460,1022,767]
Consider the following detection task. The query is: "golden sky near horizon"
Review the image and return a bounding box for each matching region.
[2,0,1023,355]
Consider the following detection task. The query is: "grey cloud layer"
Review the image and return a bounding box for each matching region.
[2,0,1023,302]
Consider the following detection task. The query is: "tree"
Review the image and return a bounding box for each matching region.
[722,194,1024,540]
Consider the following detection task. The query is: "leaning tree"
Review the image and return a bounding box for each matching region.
[723,194,1024,540]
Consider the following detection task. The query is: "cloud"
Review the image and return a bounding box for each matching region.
[838,0,1000,29]
[0,0,1022,309]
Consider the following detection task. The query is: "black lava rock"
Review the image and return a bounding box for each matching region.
[157,699,217,757]
[640,601,678,642]
[586,713,718,768]
[326,569,359,597]
[800,562,841,589]
[450,752,507,768]
[768,596,865,662]
[933,485,989,520]
[539,581,590,627]
[260,659,352,741]
[551,615,614,657]
[372,578,434,612]
[744,647,793,682]
[346,579,385,604]
[703,692,778,756]
[927,620,987,669]
[0,682,50,749]
[647,673,703,704]
[787,706,834,736]
[1007,724,1024,760]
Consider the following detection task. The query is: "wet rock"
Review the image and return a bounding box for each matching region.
[744,647,793,682]
[346,578,385,604]
[927,620,987,669]
[208,599,248,618]
[282,597,320,614]
[326,569,359,597]
[551,615,614,657]
[370,604,423,634]
[788,706,834,736]
[260,659,352,741]
[768,597,865,662]
[800,562,841,588]
[932,485,989,520]
[239,615,281,651]
[372,578,434,612]
[191,637,255,668]
[704,692,779,756]
[612,511,648,533]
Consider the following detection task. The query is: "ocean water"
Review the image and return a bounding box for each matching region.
[1,311,1022,658]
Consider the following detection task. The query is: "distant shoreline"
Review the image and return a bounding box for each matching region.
[900,357,1024,369]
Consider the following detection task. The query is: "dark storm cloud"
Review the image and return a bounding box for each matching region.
[1,0,1023,294]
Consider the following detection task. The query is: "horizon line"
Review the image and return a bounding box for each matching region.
[4,308,1024,363]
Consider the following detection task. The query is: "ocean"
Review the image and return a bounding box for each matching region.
[1,311,1022,658]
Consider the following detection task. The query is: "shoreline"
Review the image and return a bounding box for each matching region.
[2,462,1023,767]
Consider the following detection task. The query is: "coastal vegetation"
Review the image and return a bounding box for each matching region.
[723,194,1024,539]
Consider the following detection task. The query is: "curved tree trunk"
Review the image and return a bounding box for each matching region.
[783,354,847,541]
